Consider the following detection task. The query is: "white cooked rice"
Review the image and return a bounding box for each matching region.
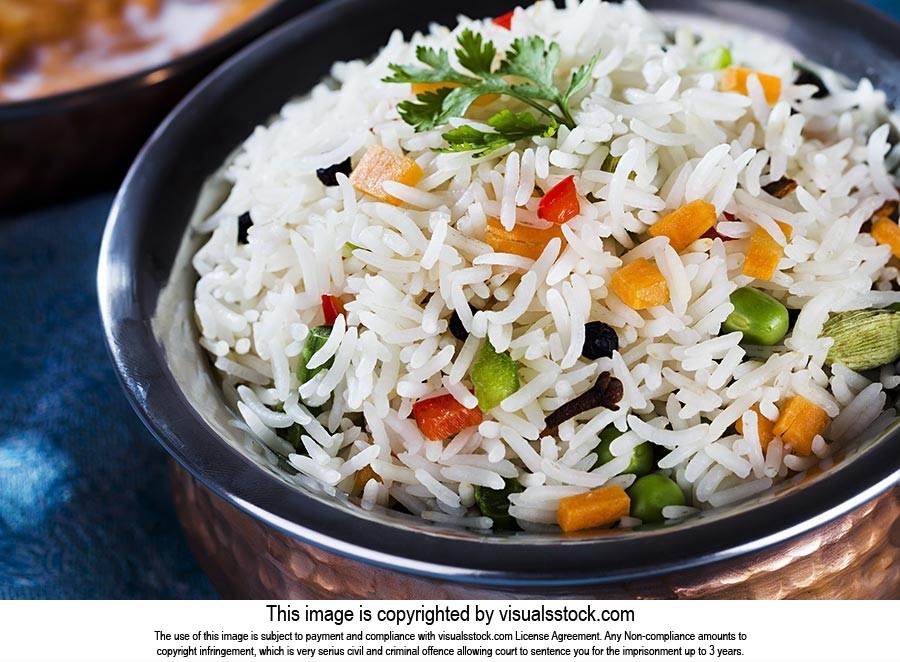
[190,0,899,532]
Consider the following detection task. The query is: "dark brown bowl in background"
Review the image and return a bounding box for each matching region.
[0,0,318,213]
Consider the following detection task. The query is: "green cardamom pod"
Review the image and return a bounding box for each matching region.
[822,308,900,371]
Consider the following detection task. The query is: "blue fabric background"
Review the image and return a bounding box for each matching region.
[0,195,216,598]
[1,0,898,600]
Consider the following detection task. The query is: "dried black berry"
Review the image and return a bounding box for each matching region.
[316,157,352,187]
[237,212,253,244]
[794,64,828,99]
[582,321,619,360]
[449,304,478,342]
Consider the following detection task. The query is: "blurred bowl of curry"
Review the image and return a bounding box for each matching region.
[0,0,318,211]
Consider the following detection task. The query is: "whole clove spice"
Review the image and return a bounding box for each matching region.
[544,371,624,431]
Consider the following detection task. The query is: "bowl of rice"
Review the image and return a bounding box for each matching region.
[100,0,900,598]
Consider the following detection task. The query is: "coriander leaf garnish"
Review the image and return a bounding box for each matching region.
[396,87,455,131]
[454,29,497,78]
[439,110,559,158]
[384,29,598,153]
[564,58,599,110]
[385,45,478,86]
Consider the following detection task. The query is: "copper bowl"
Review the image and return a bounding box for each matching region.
[0,0,318,212]
[169,461,899,599]
[99,0,900,598]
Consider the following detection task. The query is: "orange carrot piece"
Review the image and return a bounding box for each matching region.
[410,82,498,107]
[872,216,900,259]
[721,67,782,104]
[485,216,566,261]
[742,221,793,281]
[649,200,717,252]
[557,486,631,532]
[610,258,670,310]
[410,82,455,96]
[353,464,381,493]
[773,395,830,456]
[350,145,423,205]
[735,405,777,452]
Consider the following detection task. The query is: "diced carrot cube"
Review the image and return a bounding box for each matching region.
[773,395,830,456]
[353,464,381,493]
[410,82,454,96]
[649,200,717,252]
[350,145,423,205]
[871,200,898,223]
[721,67,782,104]
[742,221,793,281]
[735,405,777,452]
[610,257,670,310]
[872,216,900,259]
[410,82,498,107]
[485,216,566,261]
[557,486,631,532]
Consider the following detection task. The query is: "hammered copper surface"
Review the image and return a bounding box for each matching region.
[169,460,899,599]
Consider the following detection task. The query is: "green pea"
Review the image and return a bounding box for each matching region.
[593,427,654,476]
[626,474,686,524]
[722,286,789,346]
[470,340,520,412]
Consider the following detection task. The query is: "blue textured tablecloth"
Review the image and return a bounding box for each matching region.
[1,0,898,600]
[0,195,216,599]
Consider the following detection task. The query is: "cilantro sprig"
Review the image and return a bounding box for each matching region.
[439,109,559,157]
[384,30,598,156]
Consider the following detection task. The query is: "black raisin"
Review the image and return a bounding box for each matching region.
[582,321,619,360]
[316,157,352,186]
[794,64,828,99]
[237,212,253,244]
[449,304,478,342]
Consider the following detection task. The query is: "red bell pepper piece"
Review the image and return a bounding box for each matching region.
[412,393,483,441]
[321,294,345,325]
[537,175,580,224]
[493,10,515,30]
